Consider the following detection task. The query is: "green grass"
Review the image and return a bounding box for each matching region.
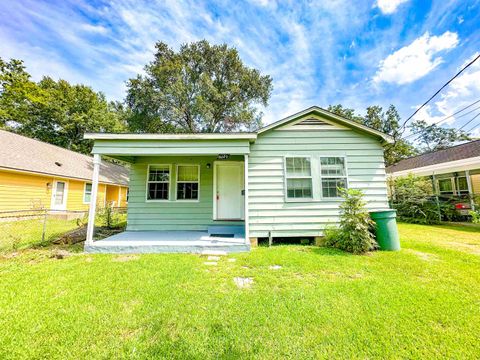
[0,223,479,359]
[0,218,79,252]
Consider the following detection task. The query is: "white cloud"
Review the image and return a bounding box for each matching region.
[412,52,480,131]
[375,0,409,14]
[80,23,108,34]
[373,31,459,85]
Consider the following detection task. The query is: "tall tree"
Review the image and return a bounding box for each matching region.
[409,120,471,152]
[328,104,416,166]
[0,58,125,154]
[126,40,273,133]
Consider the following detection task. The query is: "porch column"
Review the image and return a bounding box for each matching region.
[244,154,250,244]
[86,154,101,245]
[465,170,475,211]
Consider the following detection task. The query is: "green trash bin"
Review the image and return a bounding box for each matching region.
[370,209,400,251]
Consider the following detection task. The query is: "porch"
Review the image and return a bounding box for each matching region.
[83,133,256,253]
[85,225,249,254]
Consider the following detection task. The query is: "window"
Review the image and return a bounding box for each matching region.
[320,157,347,198]
[438,178,453,195]
[457,176,469,195]
[147,165,170,200]
[176,165,199,200]
[285,157,312,199]
[84,183,92,203]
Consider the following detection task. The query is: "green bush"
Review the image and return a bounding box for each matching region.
[470,210,480,224]
[388,174,460,224]
[324,188,377,254]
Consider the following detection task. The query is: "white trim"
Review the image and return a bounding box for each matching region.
[319,156,349,200]
[465,170,475,210]
[257,106,393,143]
[244,155,249,244]
[83,182,92,204]
[85,133,257,141]
[283,156,314,202]
[175,164,200,202]
[389,156,480,177]
[437,177,455,194]
[86,154,101,245]
[213,161,244,220]
[145,164,172,202]
[118,186,122,206]
[50,180,69,210]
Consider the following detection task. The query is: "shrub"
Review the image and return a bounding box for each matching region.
[324,188,377,254]
[470,210,480,224]
[388,174,459,224]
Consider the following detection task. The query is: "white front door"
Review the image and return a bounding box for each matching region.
[51,181,68,210]
[215,162,244,220]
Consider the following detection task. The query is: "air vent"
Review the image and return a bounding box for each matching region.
[293,118,334,127]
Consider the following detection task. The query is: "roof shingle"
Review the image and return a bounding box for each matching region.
[386,140,480,173]
[0,130,129,185]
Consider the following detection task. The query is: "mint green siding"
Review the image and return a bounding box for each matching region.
[127,155,244,231]
[248,129,389,238]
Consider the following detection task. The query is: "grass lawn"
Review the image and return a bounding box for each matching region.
[0,223,479,359]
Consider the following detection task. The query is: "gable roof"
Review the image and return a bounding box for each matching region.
[386,140,480,174]
[0,130,129,185]
[257,106,394,143]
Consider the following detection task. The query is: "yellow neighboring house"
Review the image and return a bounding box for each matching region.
[0,130,129,213]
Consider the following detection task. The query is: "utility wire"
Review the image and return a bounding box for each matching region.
[404,99,480,139]
[458,112,480,130]
[399,53,480,133]
[410,111,480,144]
[465,122,480,134]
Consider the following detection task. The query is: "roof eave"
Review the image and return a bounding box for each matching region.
[84,133,258,141]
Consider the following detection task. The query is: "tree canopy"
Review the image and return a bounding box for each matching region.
[125,40,273,133]
[410,119,471,153]
[0,58,125,154]
[327,104,417,166]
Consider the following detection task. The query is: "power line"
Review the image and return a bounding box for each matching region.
[465,122,480,134]
[404,99,480,139]
[410,111,480,143]
[458,112,480,130]
[399,53,480,132]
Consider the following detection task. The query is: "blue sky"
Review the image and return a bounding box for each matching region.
[0,0,479,134]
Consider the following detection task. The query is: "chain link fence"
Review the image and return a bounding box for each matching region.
[0,207,127,253]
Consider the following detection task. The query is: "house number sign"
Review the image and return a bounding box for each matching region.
[217,154,230,160]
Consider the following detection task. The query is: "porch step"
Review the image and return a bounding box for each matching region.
[207,225,245,237]
[85,243,250,254]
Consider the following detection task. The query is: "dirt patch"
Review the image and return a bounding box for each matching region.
[112,255,139,262]
[234,277,254,288]
[50,249,72,259]
[445,242,480,255]
[407,249,440,262]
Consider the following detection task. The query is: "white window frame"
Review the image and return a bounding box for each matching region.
[283,156,314,202]
[83,182,92,204]
[145,164,172,202]
[175,164,200,202]
[319,156,349,200]
[456,176,469,195]
[437,177,454,195]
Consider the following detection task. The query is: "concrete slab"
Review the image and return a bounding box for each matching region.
[85,231,250,254]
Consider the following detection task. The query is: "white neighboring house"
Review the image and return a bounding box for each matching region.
[386,139,480,211]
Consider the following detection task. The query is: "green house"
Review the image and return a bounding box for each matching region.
[84,106,392,253]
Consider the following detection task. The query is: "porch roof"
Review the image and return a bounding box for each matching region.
[86,133,255,159]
